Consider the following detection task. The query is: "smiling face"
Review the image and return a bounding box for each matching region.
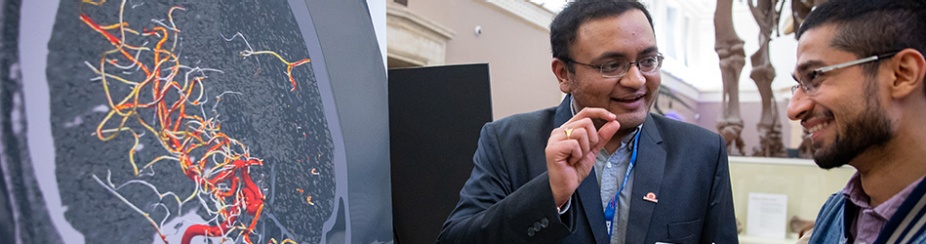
[788,24,894,169]
[555,9,660,134]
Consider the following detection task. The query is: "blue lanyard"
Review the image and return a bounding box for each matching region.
[604,131,642,240]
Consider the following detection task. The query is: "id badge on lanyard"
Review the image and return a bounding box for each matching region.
[604,131,641,239]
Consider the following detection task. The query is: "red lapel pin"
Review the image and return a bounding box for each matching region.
[643,192,658,203]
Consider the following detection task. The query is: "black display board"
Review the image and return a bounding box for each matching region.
[388,64,493,244]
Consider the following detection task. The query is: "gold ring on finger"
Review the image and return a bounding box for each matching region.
[564,127,574,139]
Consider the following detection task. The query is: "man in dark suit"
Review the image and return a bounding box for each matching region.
[437,1,738,243]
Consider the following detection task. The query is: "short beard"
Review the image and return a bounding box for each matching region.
[813,92,893,169]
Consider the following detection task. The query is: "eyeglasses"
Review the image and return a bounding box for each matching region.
[790,51,898,96]
[564,54,664,78]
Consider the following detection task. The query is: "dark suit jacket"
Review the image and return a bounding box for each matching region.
[438,97,738,243]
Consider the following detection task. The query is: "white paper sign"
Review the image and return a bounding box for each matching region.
[746,192,788,239]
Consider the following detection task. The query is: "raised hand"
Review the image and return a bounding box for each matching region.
[545,108,621,208]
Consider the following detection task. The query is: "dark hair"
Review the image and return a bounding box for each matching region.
[797,0,926,78]
[549,0,654,71]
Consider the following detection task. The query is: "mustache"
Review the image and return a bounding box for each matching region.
[801,109,835,125]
